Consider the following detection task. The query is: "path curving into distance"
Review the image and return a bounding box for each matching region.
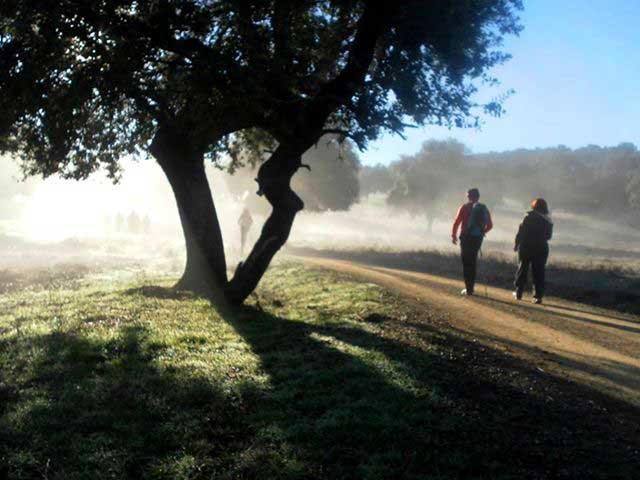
[300,257,640,406]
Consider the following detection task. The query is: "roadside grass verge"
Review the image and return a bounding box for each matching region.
[1,262,638,479]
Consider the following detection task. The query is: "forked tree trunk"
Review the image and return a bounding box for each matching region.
[151,130,305,306]
[150,130,228,300]
[227,146,304,304]
[142,3,393,306]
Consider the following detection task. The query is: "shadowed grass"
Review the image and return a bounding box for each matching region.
[0,262,639,479]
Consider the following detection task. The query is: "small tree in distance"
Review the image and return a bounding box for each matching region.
[387,139,468,233]
[1,1,522,305]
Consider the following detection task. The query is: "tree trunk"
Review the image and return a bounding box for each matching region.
[227,146,304,304]
[150,129,228,299]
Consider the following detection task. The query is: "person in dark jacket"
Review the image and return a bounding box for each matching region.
[513,198,553,304]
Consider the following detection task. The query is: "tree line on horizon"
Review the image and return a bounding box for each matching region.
[358,139,640,228]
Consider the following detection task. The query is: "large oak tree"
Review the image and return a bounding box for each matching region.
[0,0,522,304]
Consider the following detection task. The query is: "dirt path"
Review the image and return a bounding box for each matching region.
[301,257,640,406]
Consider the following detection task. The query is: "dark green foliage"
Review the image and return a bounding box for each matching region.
[1,0,522,178]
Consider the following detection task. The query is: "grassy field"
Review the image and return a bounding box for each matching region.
[1,262,639,479]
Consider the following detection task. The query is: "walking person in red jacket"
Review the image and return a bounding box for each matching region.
[451,188,493,296]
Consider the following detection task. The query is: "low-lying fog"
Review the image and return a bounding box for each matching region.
[2,160,640,274]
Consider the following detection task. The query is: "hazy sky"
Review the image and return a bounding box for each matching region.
[363,0,640,165]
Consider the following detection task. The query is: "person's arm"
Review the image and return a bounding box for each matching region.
[451,205,463,244]
[514,221,523,251]
[483,208,493,234]
[546,221,553,241]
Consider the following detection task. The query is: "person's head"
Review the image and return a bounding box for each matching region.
[531,198,549,215]
[467,188,480,202]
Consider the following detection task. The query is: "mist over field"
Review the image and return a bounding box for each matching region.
[2,138,640,272]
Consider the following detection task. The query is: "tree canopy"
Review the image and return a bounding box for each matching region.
[1,1,522,170]
[1,0,523,303]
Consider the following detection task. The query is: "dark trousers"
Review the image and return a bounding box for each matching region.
[460,235,483,293]
[515,245,549,298]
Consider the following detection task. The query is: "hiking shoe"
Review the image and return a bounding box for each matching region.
[460,289,473,296]
[532,297,542,304]
[512,291,522,300]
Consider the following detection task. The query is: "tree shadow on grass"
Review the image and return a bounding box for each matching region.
[0,325,261,479]
[442,318,640,400]
[124,285,198,300]
[221,304,640,479]
[2,302,640,479]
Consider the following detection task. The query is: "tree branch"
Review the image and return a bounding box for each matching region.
[68,0,235,89]
[273,0,292,65]
[320,129,366,149]
[303,2,398,131]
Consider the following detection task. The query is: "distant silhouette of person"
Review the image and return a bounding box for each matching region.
[451,188,493,296]
[513,198,553,304]
[238,208,253,255]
